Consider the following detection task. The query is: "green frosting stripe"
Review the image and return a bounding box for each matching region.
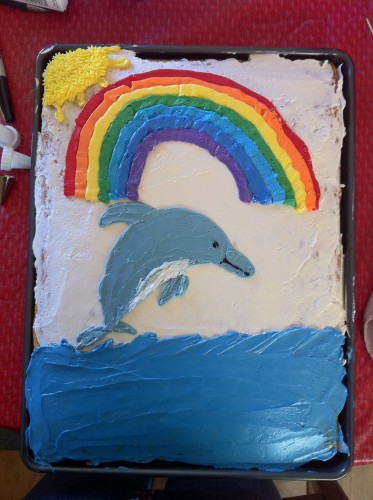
[98,95,295,206]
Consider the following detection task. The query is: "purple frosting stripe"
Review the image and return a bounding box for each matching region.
[126,129,252,202]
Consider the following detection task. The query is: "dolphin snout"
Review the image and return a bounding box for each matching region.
[220,247,255,278]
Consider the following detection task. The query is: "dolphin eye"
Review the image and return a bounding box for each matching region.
[212,241,219,248]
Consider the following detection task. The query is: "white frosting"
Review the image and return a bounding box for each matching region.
[130,260,191,311]
[33,52,346,346]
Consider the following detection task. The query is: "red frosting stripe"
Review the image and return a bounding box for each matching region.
[64,69,319,210]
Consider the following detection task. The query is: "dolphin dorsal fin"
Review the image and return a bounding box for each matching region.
[100,202,154,227]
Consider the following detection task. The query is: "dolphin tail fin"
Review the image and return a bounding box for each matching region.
[112,321,137,335]
[100,202,154,227]
[76,322,137,350]
[76,325,110,350]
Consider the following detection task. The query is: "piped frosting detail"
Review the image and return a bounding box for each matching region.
[43,46,130,123]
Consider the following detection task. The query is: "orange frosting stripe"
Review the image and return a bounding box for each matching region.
[132,77,316,211]
[75,85,131,197]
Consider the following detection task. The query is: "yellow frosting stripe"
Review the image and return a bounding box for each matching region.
[86,85,180,200]
[75,85,131,198]
[87,83,306,210]
[179,84,306,211]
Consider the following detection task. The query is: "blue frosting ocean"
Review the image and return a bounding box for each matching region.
[25,327,348,470]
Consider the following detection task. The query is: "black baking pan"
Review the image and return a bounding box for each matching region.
[21,45,355,480]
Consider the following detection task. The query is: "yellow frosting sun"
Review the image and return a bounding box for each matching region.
[43,46,130,123]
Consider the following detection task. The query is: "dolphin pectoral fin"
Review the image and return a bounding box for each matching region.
[158,275,190,306]
[100,202,154,227]
[76,325,110,350]
[113,321,137,335]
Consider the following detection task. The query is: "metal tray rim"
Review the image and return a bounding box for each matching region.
[21,44,355,480]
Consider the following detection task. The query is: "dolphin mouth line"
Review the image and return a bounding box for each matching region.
[220,257,252,277]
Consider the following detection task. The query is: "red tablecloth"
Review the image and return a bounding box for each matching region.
[0,0,372,464]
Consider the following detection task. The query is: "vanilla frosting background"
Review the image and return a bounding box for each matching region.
[33,51,346,346]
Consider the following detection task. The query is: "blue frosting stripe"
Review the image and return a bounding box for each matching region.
[108,105,282,204]
[25,328,348,469]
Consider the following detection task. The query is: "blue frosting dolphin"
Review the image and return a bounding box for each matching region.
[76,202,255,348]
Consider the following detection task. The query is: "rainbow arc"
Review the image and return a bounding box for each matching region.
[65,70,319,212]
